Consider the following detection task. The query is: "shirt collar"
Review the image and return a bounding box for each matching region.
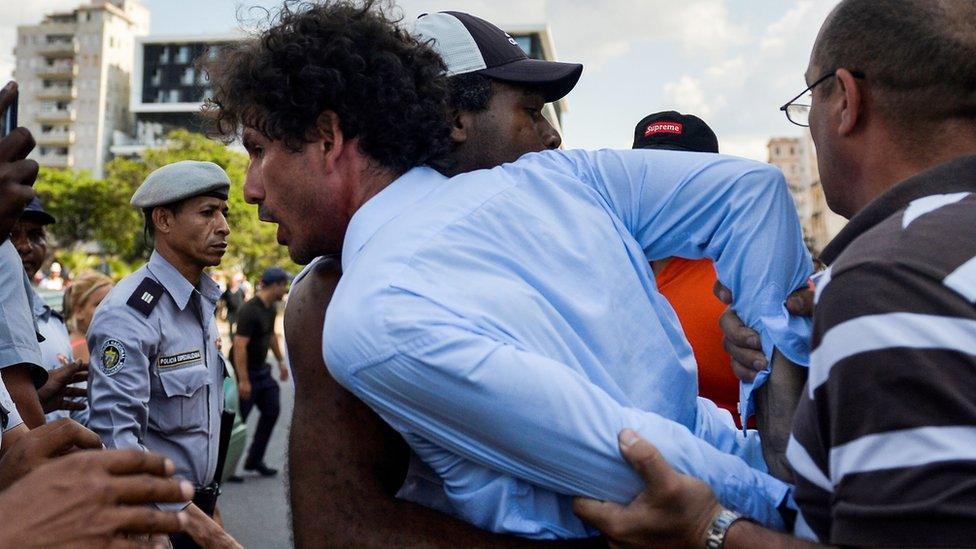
[146,250,222,310]
[821,154,976,264]
[341,166,448,272]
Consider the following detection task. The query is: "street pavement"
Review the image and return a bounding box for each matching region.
[221,374,295,548]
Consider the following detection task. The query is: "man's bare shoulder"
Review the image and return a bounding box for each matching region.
[285,256,342,330]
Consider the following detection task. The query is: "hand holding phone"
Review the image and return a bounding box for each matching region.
[0,81,39,242]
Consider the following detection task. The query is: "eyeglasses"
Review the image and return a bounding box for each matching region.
[780,70,865,127]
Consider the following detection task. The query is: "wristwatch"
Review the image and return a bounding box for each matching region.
[704,508,750,548]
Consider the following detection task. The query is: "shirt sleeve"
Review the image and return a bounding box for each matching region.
[0,242,44,375]
[327,290,791,530]
[87,304,153,455]
[235,303,257,338]
[541,149,814,419]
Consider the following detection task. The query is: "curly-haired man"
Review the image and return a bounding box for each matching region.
[206,0,813,542]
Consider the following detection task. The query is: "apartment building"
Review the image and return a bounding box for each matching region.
[14,0,149,178]
[768,134,847,258]
[110,34,239,156]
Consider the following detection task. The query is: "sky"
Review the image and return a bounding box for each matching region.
[0,0,840,161]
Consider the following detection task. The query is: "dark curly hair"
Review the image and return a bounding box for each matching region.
[201,0,452,173]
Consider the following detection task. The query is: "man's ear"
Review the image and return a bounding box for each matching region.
[151,207,173,235]
[450,108,476,145]
[835,68,863,136]
[315,110,344,173]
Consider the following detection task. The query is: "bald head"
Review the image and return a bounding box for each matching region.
[812,0,976,133]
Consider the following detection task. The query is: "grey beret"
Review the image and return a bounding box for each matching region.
[130,160,231,208]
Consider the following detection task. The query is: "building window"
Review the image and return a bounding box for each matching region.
[159,47,170,63]
[169,89,181,102]
[181,67,195,85]
[176,46,190,64]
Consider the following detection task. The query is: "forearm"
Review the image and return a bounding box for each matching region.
[271,334,284,363]
[726,519,825,549]
[231,345,248,381]
[754,350,806,482]
[1,366,45,428]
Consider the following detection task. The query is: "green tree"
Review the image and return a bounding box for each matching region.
[34,130,297,279]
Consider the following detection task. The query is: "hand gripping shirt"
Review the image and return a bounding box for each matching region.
[324,149,813,538]
[88,251,224,508]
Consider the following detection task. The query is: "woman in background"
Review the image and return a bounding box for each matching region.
[63,270,113,364]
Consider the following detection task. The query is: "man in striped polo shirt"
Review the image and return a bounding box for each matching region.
[574,0,976,547]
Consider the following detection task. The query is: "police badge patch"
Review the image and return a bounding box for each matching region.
[99,339,126,376]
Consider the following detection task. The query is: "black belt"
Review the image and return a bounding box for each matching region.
[193,482,221,517]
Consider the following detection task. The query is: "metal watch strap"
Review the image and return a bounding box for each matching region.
[704,508,745,549]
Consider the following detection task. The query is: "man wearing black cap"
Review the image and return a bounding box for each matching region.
[412,11,582,175]
[631,112,742,426]
[9,198,89,425]
[230,266,290,480]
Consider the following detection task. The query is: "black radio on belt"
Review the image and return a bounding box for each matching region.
[193,482,221,517]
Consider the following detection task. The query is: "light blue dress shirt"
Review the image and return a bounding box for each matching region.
[324,149,813,538]
[88,251,224,509]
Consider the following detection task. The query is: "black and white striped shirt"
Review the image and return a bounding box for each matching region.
[788,155,976,546]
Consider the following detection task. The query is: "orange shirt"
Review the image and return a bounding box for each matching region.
[655,258,742,425]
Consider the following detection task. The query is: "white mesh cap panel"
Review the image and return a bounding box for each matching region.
[411,12,486,76]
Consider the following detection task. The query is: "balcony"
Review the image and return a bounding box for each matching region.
[36,108,76,124]
[37,41,77,57]
[36,153,73,169]
[37,85,76,101]
[36,130,75,146]
[36,64,77,79]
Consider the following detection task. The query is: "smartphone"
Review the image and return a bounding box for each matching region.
[0,94,17,138]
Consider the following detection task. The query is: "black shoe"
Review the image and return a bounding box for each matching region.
[244,462,278,477]
[226,475,245,483]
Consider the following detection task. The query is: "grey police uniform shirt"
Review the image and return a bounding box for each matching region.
[88,251,224,508]
[31,286,88,425]
[0,240,45,373]
[0,240,35,435]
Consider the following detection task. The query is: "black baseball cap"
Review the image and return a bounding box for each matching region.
[21,197,56,225]
[632,111,719,153]
[414,11,583,102]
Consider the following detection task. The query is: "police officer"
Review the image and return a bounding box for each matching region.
[87,160,239,548]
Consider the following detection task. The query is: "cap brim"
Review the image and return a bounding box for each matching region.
[478,58,583,102]
[20,210,56,225]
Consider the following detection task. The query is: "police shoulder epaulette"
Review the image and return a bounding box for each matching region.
[126,277,165,317]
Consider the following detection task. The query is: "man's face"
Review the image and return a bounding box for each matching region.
[162,196,230,268]
[270,281,289,301]
[10,218,48,279]
[242,128,350,264]
[459,81,562,171]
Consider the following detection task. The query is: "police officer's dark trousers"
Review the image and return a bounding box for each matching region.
[240,365,280,466]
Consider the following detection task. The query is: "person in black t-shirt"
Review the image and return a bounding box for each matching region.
[230,267,290,478]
